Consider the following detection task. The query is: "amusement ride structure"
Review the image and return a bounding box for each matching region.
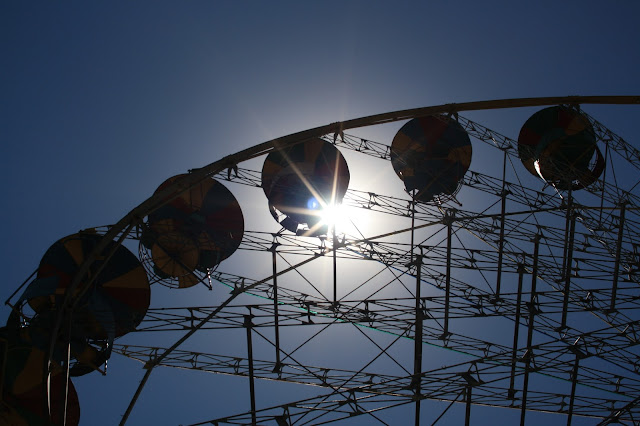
[2,96,640,425]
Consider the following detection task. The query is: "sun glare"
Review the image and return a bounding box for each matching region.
[319,202,359,234]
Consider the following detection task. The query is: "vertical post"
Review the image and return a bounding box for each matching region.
[567,354,580,426]
[598,144,609,224]
[407,190,422,425]
[508,264,525,398]
[521,235,540,426]
[561,190,573,277]
[610,203,626,311]
[465,386,472,426]
[244,315,257,425]
[271,248,281,369]
[333,223,338,307]
[443,210,454,338]
[561,210,576,330]
[410,192,416,263]
[496,149,508,297]
[413,254,423,426]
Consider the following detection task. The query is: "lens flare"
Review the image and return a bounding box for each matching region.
[306,197,320,210]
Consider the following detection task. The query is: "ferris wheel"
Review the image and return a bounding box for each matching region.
[2,96,640,425]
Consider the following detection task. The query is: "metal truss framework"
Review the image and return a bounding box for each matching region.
[104,98,640,425]
[7,96,640,426]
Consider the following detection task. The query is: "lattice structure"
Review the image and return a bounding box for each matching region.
[4,96,640,425]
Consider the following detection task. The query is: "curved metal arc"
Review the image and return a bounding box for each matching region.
[68,95,640,296]
[66,96,640,314]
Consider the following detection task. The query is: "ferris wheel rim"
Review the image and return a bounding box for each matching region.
[32,95,639,425]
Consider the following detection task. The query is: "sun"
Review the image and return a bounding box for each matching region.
[302,196,366,237]
[318,202,358,235]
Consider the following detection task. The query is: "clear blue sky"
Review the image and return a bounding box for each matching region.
[1,2,639,425]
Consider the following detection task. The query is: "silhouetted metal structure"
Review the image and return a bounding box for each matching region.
[2,96,640,425]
